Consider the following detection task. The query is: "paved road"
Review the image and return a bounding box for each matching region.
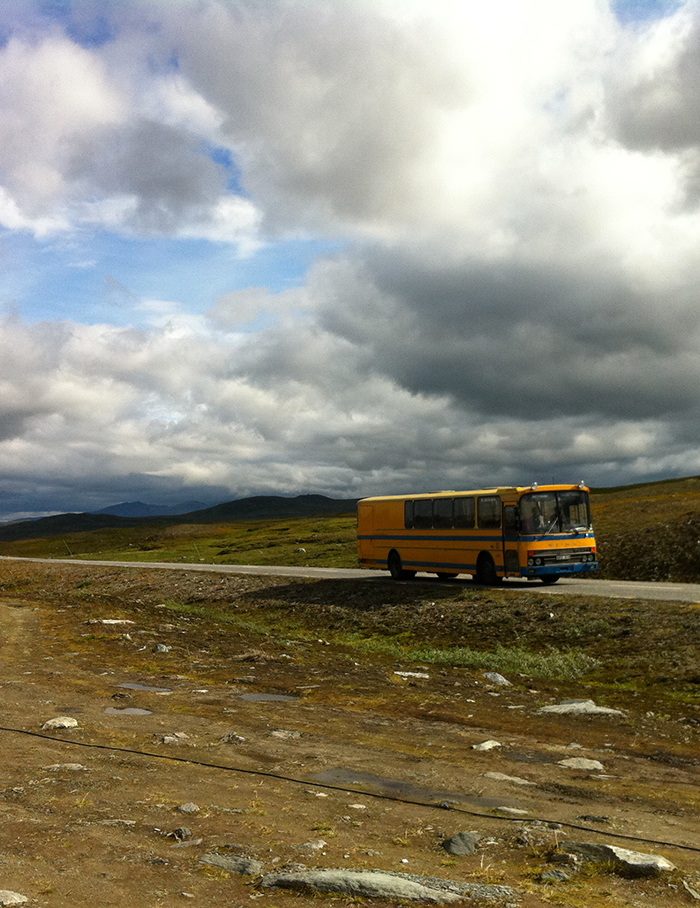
[3,555,700,603]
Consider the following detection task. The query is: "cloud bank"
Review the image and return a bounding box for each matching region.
[1,0,700,519]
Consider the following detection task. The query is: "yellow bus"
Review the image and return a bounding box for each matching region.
[357,483,598,584]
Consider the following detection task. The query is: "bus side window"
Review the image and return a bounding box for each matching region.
[404,500,414,529]
[478,496,501,529]
[414,499,433,529]
[454,497,475,529]
[504,505,519,535]
[433,498,453,529]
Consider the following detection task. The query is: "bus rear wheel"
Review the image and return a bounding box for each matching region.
[476,554,501,586]
[388,551,415,581]
[540,574,560,585]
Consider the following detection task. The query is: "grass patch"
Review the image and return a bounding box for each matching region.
[156,597,595,680]
[408,644,599,679]
[0,515,358,568]
[347,635,597,679]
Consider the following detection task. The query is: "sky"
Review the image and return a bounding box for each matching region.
[1,0,700,521]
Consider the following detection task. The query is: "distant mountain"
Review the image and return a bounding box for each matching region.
[92,500,209,518]
[0,494,358,542]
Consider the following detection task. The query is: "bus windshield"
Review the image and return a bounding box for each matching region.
[520,490,591,535]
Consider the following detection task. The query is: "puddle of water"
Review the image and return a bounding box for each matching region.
[238,693,299,702]
[312,769,517,810]
[120,682,172,693]
[104,707,153,716]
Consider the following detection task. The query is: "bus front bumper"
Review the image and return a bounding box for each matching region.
[522,561,599,578]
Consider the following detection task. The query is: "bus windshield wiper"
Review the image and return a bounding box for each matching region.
[539,515,559,537]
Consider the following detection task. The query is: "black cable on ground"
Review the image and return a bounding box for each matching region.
[1,724,697,855]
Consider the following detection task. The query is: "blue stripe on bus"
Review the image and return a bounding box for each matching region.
[359,532,594,544]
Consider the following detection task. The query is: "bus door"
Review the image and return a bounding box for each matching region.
[502,503,521,576]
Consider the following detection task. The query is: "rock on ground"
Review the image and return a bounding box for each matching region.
[0,893,28,907]
[483,672,512,686]
[260,870,463,903]
[484,771,535,785]
[472,739,502,751]
[262,869,518,904]
[563,842,676,876]
[538,699,623,716]
[41,716,79,730]
[557,757,605,771]
[441,831,481,855]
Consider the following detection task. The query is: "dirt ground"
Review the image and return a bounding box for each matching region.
[0,560,699,908]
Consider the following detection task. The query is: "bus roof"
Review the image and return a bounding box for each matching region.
[358,484,589,504]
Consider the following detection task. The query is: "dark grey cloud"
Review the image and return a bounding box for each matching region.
[69,119,228,232]
[299,247,700,421]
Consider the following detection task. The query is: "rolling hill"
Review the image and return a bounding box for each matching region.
[0,494,359,543]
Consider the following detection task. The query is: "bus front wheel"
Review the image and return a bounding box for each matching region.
[540,574,560,585]
[476,554,501,586]
[388,551,414,581]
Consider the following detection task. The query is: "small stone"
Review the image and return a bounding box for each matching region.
[177,802,200,814]
[270,729,301,739]
[472,739,502,751]
[43,763,87,771]
[219,732,246,744]
[394,671,430,680]
[299,839,327,851]
[42,716,79,730]
[494,806,529,816]
[483,672,512,686]
[348,803,367,810]
[441,831,481,855]
[154,643,171,653]
[157,732,189,745]
[86,618,135,626]
[541,868,569,882]
[484,772,535,786]
[169,827,192,840]
[558,757,605,771]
